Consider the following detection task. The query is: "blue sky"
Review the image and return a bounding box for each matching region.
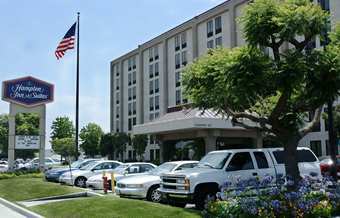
[0,0,224,148]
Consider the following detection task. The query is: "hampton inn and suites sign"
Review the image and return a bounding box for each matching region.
[2,76,54,107]
[2,76,54,171]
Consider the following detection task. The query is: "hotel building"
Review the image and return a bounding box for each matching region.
[110,0,339,161]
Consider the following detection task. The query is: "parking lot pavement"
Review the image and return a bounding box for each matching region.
[0,202,26,218]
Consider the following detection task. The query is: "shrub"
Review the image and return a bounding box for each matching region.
[0,170,42,180]
[206,176,340,218]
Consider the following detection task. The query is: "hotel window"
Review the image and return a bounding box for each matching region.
[175,35,180,51]
[133,101,136,115]
[215,36,222,47]
[155,79,159,93]
[155,112,160,119]
[133,117,137,126]
[149,64,154,78]
[128,118,132,131]
[207,20,214,38]
[116,120,120,132]
[132,71,136,84]
[155,149,160,160]
[128,74,132,86]
[155,62,159,77]
[116,78,119,90]
[149,80,154,95]
[155,96,159,110]
[149,113,154,121]
[132,56,136,69]
[183,98,188,104]
[175,71,181,87]
[175,53,181,69]
[310,140,322,157]
[215,16,222,34]
[115,64,119,76]
[176,90,181,105]
[128,88,132,101]
[181,32,187,48]
[133,150,136,160]
[207,40,214,49]
[116,92,120,104]
[150,97,154,111]
[116,106,120,118]
[128,103,132,116]
[149,48,154,62]
[181,51,187,66]
[132,87,136,99]
[154,46,159,60]
[128,59,132,71]
[128,150,132,160]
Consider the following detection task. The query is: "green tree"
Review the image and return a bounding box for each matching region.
[0,114,8,157]
[50,117,75,159]
[50,117,75,140]
[114,133,129,161]
[183,0,340,184]
[51,138,77,159]
[132,134,148,160]
[79,123,103,157]
[100,133,115,160]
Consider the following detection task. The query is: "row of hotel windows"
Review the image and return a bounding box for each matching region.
[127,149,160,161]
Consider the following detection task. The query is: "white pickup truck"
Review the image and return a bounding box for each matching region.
[159,147,321,209]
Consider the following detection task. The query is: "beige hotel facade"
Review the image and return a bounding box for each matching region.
[110,0,340,162]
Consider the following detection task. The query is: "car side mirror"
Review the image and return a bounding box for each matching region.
[124,170,129,175]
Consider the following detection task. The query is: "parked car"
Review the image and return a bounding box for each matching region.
[0,161,8,173]
[87,162,157,190]
[44,159,97,182]
[115,161,198,203]
[59,160,122,187]
[19,158,61,170]
[319,155,340,178]
[159,147,321,209]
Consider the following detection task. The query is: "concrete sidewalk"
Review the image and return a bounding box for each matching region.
[0,202,26,218]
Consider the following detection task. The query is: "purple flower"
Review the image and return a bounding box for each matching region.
[271,200,281,210]
[284,192,299,201]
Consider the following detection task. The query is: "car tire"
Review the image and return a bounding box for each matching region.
[195,191,216,210]
[147,185,161,203]
[75,177,87,188]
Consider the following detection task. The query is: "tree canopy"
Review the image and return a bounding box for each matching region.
[132,134,148,160]
[183,0,340,183]
[79,123,103,157]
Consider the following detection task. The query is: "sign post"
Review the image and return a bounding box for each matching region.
[2,76,54,171]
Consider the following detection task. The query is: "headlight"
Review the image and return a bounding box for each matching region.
[126,184,144,188]
[177,178,186,184]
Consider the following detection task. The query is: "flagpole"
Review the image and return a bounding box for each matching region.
[75,12,80,160]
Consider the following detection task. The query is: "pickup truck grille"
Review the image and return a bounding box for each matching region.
[161,175,189,191]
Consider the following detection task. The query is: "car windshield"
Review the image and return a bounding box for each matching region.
[80,161,99,170]
[70,160,83,168]
[113,164,130,174]
[198,152,231,169]
[150,163,177,175]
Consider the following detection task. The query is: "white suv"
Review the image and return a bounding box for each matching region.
[159,147,321,209]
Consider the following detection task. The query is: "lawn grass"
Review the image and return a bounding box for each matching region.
[0,178,82,201]
[31,196,201,218]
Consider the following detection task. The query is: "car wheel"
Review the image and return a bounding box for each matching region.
[195,192,216,210]
[75,177,87,188]
[147,186,161,203]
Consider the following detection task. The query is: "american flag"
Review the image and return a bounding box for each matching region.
[55,22,76,59]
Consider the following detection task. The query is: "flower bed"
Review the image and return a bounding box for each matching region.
[205,176,340,218]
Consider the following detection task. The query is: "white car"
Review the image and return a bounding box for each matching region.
[87,162,157,190]
[20,158,60,170]
[59,160,122,187]
[115,161,198,203]
[0,161,8,173]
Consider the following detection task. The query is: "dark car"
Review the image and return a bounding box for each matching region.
[319,155,340,179]
[45,159,96,182]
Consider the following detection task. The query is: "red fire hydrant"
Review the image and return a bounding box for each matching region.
[103,175,108,194]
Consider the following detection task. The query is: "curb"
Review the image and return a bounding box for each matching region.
[0,197,43,218]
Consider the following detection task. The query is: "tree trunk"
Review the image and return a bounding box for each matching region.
[283,136,301,190]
